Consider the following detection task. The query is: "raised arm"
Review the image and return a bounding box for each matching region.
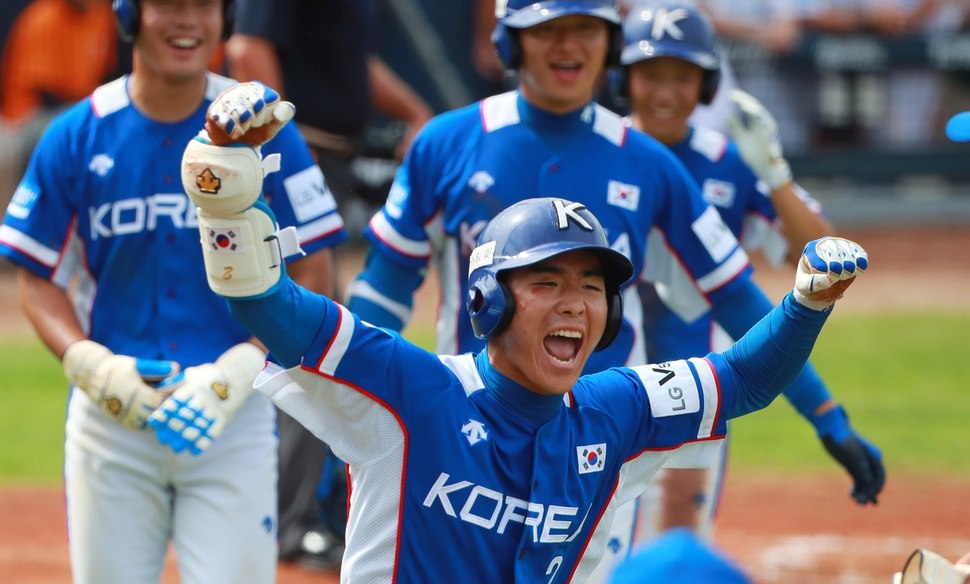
[718,237,868,416]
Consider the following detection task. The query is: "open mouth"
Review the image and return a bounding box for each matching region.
[168,36,201,50]
[543,329,583,364]
[550,62,582,80]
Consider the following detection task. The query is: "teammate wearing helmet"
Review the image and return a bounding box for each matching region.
[608,0,885,555]
[0,1,345,583]
[342,0,882,574]
[178,95,870,578]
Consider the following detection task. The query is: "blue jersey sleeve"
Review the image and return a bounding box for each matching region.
[714,293,831,418]
[710,277,834,417]
[361,115,453,271]
[345,247,425,331]
[0,108,83,280]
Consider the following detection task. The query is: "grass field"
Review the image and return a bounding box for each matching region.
[2,310,968,485]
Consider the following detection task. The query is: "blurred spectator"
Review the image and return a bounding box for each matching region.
[472,0,506,83]
[224,0,432,572]
[225,0,432,240]
[1,0,116,125]
[858,0,967,149]
[0,0,116,222]
[697,0,812,152]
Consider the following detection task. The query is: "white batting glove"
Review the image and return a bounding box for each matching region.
[206,81,295,145]
[148,343,265,455]
[793,237,868,311]
[62,340,180,430]
[726,88,793,191]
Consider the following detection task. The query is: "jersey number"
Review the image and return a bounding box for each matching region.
[546,556,563,583]
[223,266,233,280]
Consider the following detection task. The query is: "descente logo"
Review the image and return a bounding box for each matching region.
[422,472,585,543]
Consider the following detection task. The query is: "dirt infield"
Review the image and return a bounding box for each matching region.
[1,226,968,583]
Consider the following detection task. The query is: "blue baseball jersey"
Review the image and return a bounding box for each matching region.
[0,73,347,367]
[641,125,825,361]
[363,91,752,370]
[254,297,730,583]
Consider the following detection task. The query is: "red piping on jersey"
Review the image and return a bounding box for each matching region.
[308,306,410,582]
[564,473,622,583]
[701,356,724,435]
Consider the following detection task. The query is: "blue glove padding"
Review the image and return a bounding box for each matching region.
[135,359,180,385]
[811,405,885,505]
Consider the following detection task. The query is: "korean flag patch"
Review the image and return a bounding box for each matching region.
[577,443,606,474]
[207,227,243,253]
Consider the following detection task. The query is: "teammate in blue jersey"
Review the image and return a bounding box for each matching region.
[603,0,886,556]
[175,98,869,580]
[344,0,883,572]
[0,1,345,583]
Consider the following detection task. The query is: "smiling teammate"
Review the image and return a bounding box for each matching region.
[0,1,345,582]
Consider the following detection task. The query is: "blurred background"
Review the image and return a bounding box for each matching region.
[3,0,970,234]
[0,1,968,582]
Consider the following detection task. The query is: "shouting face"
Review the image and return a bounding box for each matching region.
[489,249,608,395]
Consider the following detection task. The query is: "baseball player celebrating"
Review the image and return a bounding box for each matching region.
[343,0,883,573]
[0,1,345,582]
[600,0,886,556]
[177,96,869,580]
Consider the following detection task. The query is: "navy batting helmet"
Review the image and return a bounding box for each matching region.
[492,0,624,70]
[113,0,236,43]
[466,197,633,351]
[620,1,721,104]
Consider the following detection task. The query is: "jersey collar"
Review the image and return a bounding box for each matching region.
[475,350,564,425]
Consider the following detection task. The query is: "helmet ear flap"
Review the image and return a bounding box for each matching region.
[467,271,516,341]
[595,288,623,351]
[699,68,721,105]
[606,25,623,68]
[112,0,138,42]
[492,23,521,70]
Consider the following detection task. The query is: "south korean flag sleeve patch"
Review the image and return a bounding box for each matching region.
[577,443,606,474]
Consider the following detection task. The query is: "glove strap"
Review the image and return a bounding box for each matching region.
[198,204,303,298]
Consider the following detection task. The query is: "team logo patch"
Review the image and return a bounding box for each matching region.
[207,227,242,253]
[284,165,334,222]
[607,180,640,211]
[692,206,737,263]
[211,381,229,400]
[196,168,222,194]
[577,443,606,474]
[468,171,495,194]
[461,419,488,445]
[702,178,736,208]
[7,184,39,219]
[88,154,115,177]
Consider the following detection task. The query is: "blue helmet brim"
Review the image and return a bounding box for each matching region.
[491,241,634,291]
[620,41,719,69]
[502,0,621,28]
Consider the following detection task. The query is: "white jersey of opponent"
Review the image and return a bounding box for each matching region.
[0,73,346,584]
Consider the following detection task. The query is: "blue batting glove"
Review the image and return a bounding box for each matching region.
[811,405,885,505]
